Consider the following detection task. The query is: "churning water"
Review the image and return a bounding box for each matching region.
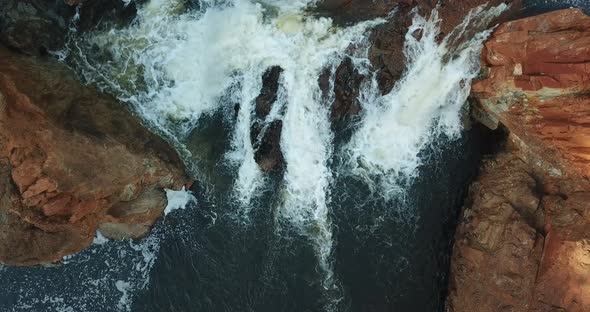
[68,0,387,296]
[0,0,521,311]
[344,5,506,196]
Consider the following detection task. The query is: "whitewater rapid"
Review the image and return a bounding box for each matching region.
[65,0,507,309]
[68,0,383,297]
[344,4,508,197]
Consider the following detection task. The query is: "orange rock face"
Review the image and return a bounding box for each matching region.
[447,152,544,312]
[472,8,590,179]
[0,48,189,266]
[449,9,590,312]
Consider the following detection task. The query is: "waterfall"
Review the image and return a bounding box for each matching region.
[67,0,382,299]
[344,5,508,199]
[64,0,507,310]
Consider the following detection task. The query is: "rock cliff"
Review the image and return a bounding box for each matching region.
[0,47,189,266]
[448,9,590,312]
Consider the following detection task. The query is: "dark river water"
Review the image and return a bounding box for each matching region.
[0,120,497,312]
[131,109,499,312]
[0,1,588,312]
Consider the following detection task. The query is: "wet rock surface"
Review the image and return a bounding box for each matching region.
[251,120,284,173]
[0,0,136,56]
[251,66,285,173]
[255,66,283,119]
[449,9,590,312]
[369,0,522,94]
[0,0,75,55]
[0,47,189,266]
[330,57,365,122]
[316,0,522,94]
[247,0,522,173]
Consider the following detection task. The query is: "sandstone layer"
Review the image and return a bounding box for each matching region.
[448,9,590,312]
[0,47,189,266]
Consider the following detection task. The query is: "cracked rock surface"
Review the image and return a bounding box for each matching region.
[0,47,189,266]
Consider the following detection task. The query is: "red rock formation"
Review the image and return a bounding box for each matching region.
[449,9,590,312]
[0,47,190,266]
[448,151,544,312]
[472,8,590,180]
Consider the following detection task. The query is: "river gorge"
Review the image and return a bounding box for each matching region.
[0,1,589,312]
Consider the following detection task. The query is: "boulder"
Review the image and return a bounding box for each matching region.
[255,66,283,119]
[0,0,75,55]
[448,142,590,312]
[449,9,590,312]
[0,47,189,266]
[251,66,284,173]
[330,57,364,122]
[251,120,284,173]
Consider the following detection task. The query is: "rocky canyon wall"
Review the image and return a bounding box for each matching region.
[0,47,190,266]
[448,9,590,312]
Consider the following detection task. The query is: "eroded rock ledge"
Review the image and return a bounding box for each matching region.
[448,9,590,312]
[0,47,190,266]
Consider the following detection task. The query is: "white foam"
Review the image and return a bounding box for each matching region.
[115,280,132,311]
[93,230,109,245]
[8,223,165,312]
[344,5,508,197]
[164,187,196,216]
[70,1,382,294]
[67,1,509,309]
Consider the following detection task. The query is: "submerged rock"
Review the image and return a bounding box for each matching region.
[77,0,137,32]
[0,47,189,266]
[449,9,590,312]
[0,0,75,55]
[0,0,136,56]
